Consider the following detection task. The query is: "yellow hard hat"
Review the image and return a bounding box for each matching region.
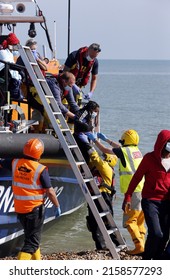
[23,138,44,159]
[104,153,117,167]
[120,129,139,146]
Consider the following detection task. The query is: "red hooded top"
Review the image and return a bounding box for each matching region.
[125,130,170,201]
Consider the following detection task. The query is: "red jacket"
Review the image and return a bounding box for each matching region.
[125,130,170,201]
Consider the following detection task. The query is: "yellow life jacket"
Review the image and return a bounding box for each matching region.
[119,146,144,193]
[89,150,116,195]
[12,158,46,213]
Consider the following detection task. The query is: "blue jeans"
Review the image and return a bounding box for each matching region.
[141,198,170,259]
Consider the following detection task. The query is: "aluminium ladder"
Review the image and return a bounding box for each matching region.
[18,44,127,259]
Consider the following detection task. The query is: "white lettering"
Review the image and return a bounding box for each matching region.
[0,185,14,213]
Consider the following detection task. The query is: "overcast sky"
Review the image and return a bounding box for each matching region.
[5,0,170,60]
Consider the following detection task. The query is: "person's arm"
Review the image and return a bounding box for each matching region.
[122,157,146,211]
[40,168,60,208]
[46,187,60,207]
[65,88,80,113]
[94,139,113,154]
[37,57,47,71]
[90,74,97,92]
[65,110,75,119]
[125,158,145,198]
[97,132,120,148]
[46,78,69,115]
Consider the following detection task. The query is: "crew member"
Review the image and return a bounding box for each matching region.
[0,138,61,260]
[63,43,101,101]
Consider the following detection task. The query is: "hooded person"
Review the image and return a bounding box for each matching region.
[122,129,170,260]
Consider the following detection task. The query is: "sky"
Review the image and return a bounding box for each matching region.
[2,0,170,60]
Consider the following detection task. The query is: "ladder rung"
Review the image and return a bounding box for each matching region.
[107,228,118,235]
[99,211,110,217]
[68,144,78,149]
[53,112,62,115]
[83,178,94,183]
[45,95,54,98]
[91,194,102,200]
[116,245,127,252]
[61,128,70,132]
[30,62,37,65]
[75,161,86,166]
[37,79,46,82]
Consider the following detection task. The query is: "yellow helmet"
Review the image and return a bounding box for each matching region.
[104,153,117,168]
[120,129,139,146]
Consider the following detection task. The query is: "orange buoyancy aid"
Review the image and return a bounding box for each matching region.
[70,47,95,87]
[12,158,46,213]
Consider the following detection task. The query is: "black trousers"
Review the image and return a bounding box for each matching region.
[17,204,45,254]
[142,198,170,260]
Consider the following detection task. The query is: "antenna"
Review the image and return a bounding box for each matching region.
[67,0,71,56]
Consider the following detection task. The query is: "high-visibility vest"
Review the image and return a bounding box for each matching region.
[119,146,144,194]
[12,158,46,213]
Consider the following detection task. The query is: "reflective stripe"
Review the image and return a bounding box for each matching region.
[12,159,19,186]
[34,163,44,182]
[13,181,42,189]
[14,194,45,200]
[119,146,144,193]
[126,147,136,173]
[119,147,136,176]
[120,171,133,175]
[12,160,44,190]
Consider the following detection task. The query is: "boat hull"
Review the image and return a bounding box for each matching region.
[0,134,85,258]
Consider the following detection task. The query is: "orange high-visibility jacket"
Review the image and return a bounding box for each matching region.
[12,158,46,213]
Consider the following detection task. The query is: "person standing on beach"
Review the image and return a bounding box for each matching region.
[87,129,146,255]
[122,130,170,259]
[63,43,101,101]
[0,138,61,260]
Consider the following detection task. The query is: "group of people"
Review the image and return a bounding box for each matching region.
[0,33,103,259]
[1,33,170,261]
[0,32,101,131]
[86,129,170,260]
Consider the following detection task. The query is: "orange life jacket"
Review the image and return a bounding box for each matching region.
[70,47,95,87]
[12,158,46,213]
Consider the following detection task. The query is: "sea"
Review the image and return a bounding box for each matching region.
[41,59,170,254]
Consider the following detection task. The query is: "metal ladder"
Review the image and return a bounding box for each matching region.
[18,45,127,259]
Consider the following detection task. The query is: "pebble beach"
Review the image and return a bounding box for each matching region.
[0,249,142,260]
